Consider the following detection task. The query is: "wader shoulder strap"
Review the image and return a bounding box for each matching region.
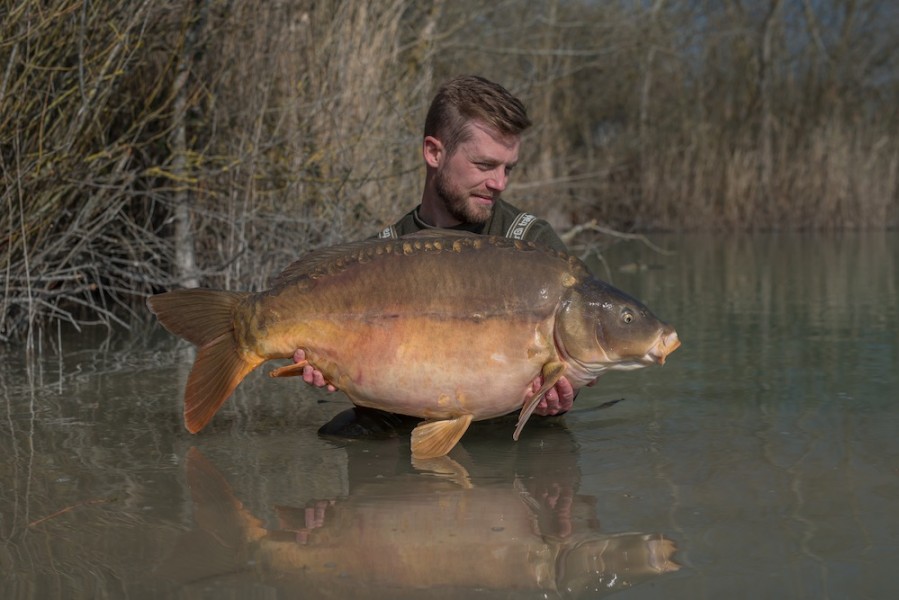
[377,225,398,239]
[505,212,538,241]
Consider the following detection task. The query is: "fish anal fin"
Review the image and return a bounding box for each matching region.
[410,414,473,459]
[513,361,567,441]
[412,455,473,489]
[269,360,308,378]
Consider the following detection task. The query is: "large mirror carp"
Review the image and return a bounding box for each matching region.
[148,233,680,458]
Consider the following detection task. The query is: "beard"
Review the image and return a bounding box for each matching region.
[434,167,494,225]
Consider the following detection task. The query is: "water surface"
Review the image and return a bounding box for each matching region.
[2,233,897,598]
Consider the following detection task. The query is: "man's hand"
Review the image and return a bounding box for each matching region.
[529,375,576,416]
[293,349,337,392]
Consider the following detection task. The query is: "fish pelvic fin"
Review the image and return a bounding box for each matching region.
[410,414,473,459]
[513,361,567,441]
[147,289,263,433]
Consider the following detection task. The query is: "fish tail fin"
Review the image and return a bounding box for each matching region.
[147,289,263,433]
[184,448,267,541]
[160,448,267,586]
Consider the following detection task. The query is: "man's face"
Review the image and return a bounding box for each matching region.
[433,121,521,225]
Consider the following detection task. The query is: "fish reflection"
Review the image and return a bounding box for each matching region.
[162,428,678,598]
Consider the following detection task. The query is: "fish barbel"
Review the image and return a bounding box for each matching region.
[147,233,680,458]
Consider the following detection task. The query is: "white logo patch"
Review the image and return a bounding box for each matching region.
[506,213,537,240]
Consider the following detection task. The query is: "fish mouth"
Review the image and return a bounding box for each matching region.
[648,330,681,365]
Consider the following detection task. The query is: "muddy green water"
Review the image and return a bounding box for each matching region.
[2,233,897,599]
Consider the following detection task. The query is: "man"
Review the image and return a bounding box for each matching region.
[298,75,577,437]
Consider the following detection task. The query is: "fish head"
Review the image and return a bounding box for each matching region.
[556,532,680,594]
[555,277,680,381]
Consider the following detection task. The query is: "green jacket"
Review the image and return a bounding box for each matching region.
[375,199,567,253]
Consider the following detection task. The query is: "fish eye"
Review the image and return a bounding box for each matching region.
[622,310,634,324]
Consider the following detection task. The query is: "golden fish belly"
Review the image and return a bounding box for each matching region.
[260,484,561,589]
[260,312,557,421]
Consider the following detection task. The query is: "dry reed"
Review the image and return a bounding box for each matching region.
[2,0,897,344]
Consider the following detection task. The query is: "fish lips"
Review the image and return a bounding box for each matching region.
[648,330,681,365]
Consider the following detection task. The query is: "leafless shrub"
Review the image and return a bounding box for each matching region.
[2,0,898,345]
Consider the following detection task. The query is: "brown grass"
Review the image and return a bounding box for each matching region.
[2,0,898,343]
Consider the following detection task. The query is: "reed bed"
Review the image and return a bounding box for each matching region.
[2,0,897,344]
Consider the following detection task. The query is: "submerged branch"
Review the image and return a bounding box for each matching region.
[561,219,674,256]
[28,498,117,528]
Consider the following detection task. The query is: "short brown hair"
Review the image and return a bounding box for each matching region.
[424,75,531,155]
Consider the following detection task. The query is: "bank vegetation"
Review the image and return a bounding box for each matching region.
[2,0,898,343]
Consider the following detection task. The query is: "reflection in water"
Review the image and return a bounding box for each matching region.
[6,233,896,598]
[161,430,678,599]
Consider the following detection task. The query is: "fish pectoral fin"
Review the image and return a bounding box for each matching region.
[410,414,473,459]
[513,361,567,441]
[269,360,308,378]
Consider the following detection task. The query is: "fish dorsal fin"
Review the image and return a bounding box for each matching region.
[410,414,473,459]
[272,231,501,286]
[514,361,567,441]
[272,238,385,285]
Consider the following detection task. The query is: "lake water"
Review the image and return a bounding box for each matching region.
[2,233,897,599]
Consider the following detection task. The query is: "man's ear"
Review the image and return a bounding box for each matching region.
[423,136,443,168]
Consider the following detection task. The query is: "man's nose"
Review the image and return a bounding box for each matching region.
[486,167,507,192]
